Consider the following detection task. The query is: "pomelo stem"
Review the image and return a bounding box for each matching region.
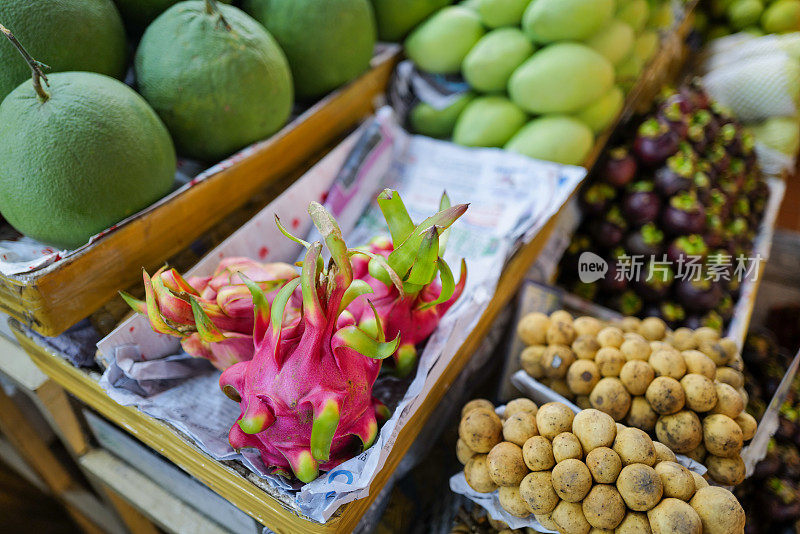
[0,23,49,102]
[204,0,232,31]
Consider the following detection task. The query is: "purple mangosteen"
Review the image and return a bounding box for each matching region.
[570,280,599,301]
[654,152,695,196]
[694,171,712,203]
[608,290,644,316]
[602,146,638,188]
[658,97,690,139]
[623,181,661,226]
[591,205,628,249]
[662,191,706,235]
[560,233,592,279]
[717,293,734,321]
[705,214,724,248]
[634,261,674,302]
[633,118,680,166]
[675,277,723,312]
[600,258,628,293]
[666,234,708,264]
[679,79,711,110]
[708,143,731,176]
[626,222,665,257]
[659,301,687,328]
[580,183,616,216]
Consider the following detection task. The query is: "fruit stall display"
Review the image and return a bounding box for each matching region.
[0,1,797,533]
[454,399,747,532]
[513,309,756,487]
[557,81,776,331]
[0,0,398,337]
[401,0,684,166]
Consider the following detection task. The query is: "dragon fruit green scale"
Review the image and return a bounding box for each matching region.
[219,202,400,483]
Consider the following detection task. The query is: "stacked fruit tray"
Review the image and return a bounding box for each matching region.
[451,398,746,532]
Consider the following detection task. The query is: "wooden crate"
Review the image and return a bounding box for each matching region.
[0,46,399,338]
[10,207,564,534]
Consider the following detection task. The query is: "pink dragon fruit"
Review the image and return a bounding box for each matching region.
[121,258,298,370]
[347,190,467,377]
[218,202,399,482]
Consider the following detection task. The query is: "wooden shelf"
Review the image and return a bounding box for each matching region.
[0,46,400,339]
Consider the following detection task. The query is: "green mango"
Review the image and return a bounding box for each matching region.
[727,0,764,29]
[762,0,800,32]
[586,19,635,66]
[476,0,532,27]
[505,115,594,166]
[522,0,615,43]
[508,42,614,114]
[452,96,528,147]
[405,6,485,73]
[634,30,659,63]
[409,92,474,138]
[574,85,624,134]
[617,0,649,32]
[463,28,535,92]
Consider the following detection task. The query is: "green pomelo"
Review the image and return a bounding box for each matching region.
[369,0,452,41]
[0,0,127,102]
[617,0,649,32]
[462,28,534,93]
[460,0,482,9]
[243,0,375,99]
[585,19,635,66]
[634,30,659,62]
[409,92,474,138]
[112,0,231,33]
[135,2,293,161]
[751,116,800,155]
[505,115,594,166]
[508,43,614,114]
[522,0,615,43]
[574,85,624,134]
[727,0,764,29]
[452,96,527,147]
[762,0,800,32]
[0,72,176,249]
[405,6,485,73]
[477,0,532,28]
[616,51,644,90]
